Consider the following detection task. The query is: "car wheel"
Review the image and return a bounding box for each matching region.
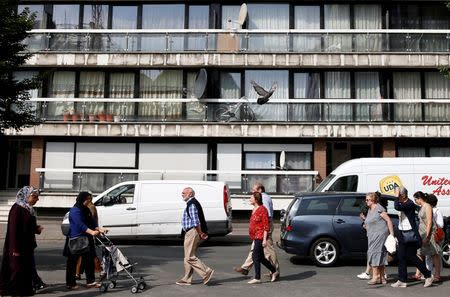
[442,241,450,268]
[310,237,340,267]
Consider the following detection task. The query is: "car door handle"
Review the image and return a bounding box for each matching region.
[335,219,345,224]
[126,207,136,211]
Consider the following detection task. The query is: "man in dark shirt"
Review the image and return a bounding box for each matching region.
[176,187,214,286]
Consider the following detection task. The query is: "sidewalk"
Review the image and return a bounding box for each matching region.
[0,220,281,242]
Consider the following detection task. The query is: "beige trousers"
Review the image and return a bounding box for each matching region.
[180,229,212,283]
[242,220,280,272]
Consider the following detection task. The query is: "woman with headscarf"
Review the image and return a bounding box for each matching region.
[0,186,41,296]
[64,192,106,290]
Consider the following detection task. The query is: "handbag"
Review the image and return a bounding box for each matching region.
[434,227,445,242]
[400,211,421,245]
[68,236,90,255]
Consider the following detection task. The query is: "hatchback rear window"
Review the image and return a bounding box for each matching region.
[297,197,340,216]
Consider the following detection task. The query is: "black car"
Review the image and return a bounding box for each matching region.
[279,192,399,267]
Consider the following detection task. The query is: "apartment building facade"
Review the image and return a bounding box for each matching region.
[1,0,450,208]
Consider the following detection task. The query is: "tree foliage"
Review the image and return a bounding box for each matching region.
[0,0,40,134]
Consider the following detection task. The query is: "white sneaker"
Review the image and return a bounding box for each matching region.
[424,275,434,288]
[357,272,371,280]
[391,280,407,288]
[248,279,262,284]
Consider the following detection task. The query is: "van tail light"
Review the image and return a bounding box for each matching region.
[223,185,231,216]
[285,225,293,232]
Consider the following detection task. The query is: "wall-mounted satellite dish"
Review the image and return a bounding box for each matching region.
[280,151,286,169]
[193,68,208,99]
[237,3,248,26]
[227,3,247,29]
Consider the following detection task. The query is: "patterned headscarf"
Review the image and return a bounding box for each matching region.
[15,186,38,216]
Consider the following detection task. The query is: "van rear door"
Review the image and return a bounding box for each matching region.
[96,183,138,237]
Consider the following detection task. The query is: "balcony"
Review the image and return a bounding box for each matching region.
[28,98,450,123]
[25,29,450,53]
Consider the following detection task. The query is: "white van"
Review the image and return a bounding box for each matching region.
[62,180,232,239]
[315,157,450,216]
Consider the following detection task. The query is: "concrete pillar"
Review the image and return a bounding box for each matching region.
[382,139,396,158]
[29,137,44,188]
[314,139,327,184]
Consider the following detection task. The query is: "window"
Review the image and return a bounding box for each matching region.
[51,5,79,29]
[100,184,135,206]
[397,147,426,157]
[222,5,241,29]
[47,71,76,119]
[324,5,351,51]
[18,5,47,29]
[220,72,241,98]
[328,175,358,192]
[355,72,383,121]
[337,197,366,216]
[297,197,340,216]
[83,5,108,29]
[111,6,138,51]
[188,6,209,50]
[424,72,450,121]
[291,72,320,121]
[245,153,276,169]
[324,72,352,121]
[294,6,320,51]
[108,72,135,117]
[393,72,421,121]
[142,4,185,51]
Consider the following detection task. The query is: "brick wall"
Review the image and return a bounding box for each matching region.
[314,139,327,184]
[29,137,44,188]
[382,139,396,158]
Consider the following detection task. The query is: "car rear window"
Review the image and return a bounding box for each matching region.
[297,197,340,216]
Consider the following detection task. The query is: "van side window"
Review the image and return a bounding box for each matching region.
[337,196,365,216]
[328,175,358,192]
[100,184,135,206]
[297,198,340,216]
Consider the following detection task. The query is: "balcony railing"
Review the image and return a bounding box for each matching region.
[28,98,450,123]
[36,168,318,195]
[25,29,450,53]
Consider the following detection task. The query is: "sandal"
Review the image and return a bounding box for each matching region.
[408,274,422,281]
[86,282,101,288]
[433,276,442,283]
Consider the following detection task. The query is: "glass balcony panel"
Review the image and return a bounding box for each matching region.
[85,34,108,51]
[277,175,313,194]
[424,103,450,122]
[289,103,322,122]
[323,103,353,121]
[247,34,288,52]
[49,34,80,51]
[421,34,449,52]
[109,34,138,52]
[293,34,322,52]
[23,34,46,51]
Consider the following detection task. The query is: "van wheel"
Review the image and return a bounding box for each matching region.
[442,241,450,268]
[310,238,339,267]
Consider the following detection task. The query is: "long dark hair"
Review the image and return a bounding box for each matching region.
[74,191,94,227]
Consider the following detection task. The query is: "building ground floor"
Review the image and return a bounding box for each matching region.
[1,136,449,198]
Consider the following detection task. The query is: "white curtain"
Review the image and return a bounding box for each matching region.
[393,72,421,121]
[245,70,288,121]
[398,147,426,157]
[186,72,206,121]
[139,70,182,119]
[355,72,382,121]
[294,6,321,52]
[47,71,75,119]
[247,4,289,52]
[354,5,382,51]
[430,147,450,157]
[111,6,138,51]
[424,72,450,121]
[108,73,135,117]
[187,6,209,51]
[324,72,352,121]
[221,72,241,98]
[79,72,105,116]
[324,5,351,52]
[291,73,320,121]
[142,5,185,51]
[222,6,240,29]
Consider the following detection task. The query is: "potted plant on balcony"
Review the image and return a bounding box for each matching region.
[63,108,72,122]
[71,112,79,122]
[98,112,106,122]
[88,114,96,122]
[106,113,113,122]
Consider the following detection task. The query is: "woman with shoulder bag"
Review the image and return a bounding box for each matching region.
[391,187,433,288]
[64,192,106,290]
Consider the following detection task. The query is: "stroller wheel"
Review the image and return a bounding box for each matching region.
[138,281,146,291]
[131,286,138,294]
[108,281,116,289]
[100,283,108,293]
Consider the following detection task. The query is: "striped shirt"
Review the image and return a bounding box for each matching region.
[182,198,200,231]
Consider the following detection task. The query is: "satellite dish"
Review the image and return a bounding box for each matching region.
[237,3,248,26]
[280,151,286,170]
[193,68,207,99]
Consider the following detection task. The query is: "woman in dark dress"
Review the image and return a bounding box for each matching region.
[0,186,41,296]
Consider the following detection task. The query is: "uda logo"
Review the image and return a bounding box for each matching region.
[379,176,403,195]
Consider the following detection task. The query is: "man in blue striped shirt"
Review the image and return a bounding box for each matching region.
[176,187,214,286]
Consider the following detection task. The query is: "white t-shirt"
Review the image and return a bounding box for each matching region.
[433,207,444,228]
[398,210,412,231]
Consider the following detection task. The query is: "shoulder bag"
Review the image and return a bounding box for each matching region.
[400,211,421,245]
[68,236,90,255]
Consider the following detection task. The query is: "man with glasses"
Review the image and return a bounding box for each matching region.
[176,187,214,286]
[234,182,280,281]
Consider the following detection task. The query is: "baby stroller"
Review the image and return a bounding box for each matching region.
[95,234,147,293]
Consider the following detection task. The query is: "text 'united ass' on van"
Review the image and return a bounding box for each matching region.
[62,180,233,239]
[314,157,450,216]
